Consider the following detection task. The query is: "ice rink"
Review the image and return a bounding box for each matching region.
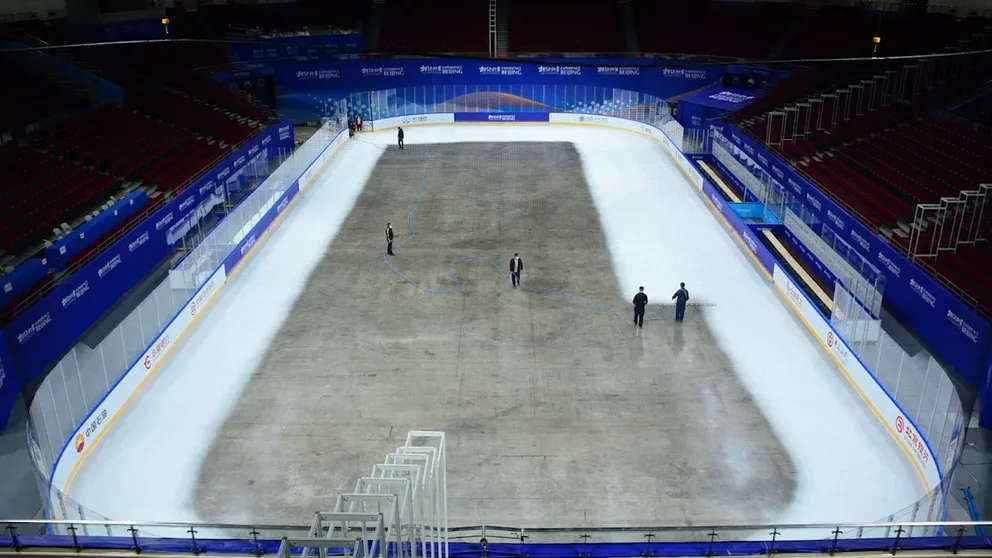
[67,124,923,532]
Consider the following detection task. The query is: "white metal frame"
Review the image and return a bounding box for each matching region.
[908,185,990,261]
[332,431,448,558]
[302,513,387,558]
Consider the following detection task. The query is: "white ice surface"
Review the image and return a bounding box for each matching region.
[69,125,923,535]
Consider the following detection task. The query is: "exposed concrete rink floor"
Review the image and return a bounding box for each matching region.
[193,142,797,527]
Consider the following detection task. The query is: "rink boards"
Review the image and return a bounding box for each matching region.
[46,126,350,507]
[44,113,940,522]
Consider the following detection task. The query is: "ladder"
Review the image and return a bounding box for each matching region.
[489,0,497,58]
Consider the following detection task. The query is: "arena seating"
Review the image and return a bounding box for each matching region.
[0,26,278,318]
[509,0,624,54]
[180,76,274,123]
[0,141,116,252]
[30,104,230,191]
[734,46,992,316]
[380,0,489,53]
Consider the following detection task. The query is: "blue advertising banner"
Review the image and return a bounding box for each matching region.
[2,121,295,386]
[453,112,550,122]
[6,216,172,384]
[677,88,760,132]
[676,100,712,132]
[0,330,19,431]
[228,34,365,62]
[223,180,300,276]
[1,258,51,310]
[717,123,992,386]
[678,87,761,111]
[46,190,148,265]
[269,58,722,122]
[276,58,719,97]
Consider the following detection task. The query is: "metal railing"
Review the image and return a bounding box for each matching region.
[3,518,992,555]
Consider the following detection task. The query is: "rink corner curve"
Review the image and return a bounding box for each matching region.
[47,127,351,511]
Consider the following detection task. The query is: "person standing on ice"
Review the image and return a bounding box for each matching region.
[398,127,404,150]
[633,286,648,328]
[509,253,523,287]
[385,223,395,256]
[672,282,690,322]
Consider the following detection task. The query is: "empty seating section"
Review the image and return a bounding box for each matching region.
[635,2,798,59]
[0,142,115,252]
[30,104,228,193]
[0,27,276,317]
[125,88,257,143]
[380,0,489,53]
[748,118,992,313]
[735,29,992,314]
[510,0,623,53]
[181,76,274,122]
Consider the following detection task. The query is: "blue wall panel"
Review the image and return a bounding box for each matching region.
[0,331,20,430]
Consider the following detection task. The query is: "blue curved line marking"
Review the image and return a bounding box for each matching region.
[358,137,666,321]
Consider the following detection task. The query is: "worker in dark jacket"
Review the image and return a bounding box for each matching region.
[672,282,689,322]
[509,253,523,287]
[633,286,648,327]
[398,127,404,150]
[385,223,394,256]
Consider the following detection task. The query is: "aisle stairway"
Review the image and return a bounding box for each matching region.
[496,0,509,56]
[619,0,639,53]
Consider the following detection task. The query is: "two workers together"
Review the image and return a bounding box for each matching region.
[634,284,690,327]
